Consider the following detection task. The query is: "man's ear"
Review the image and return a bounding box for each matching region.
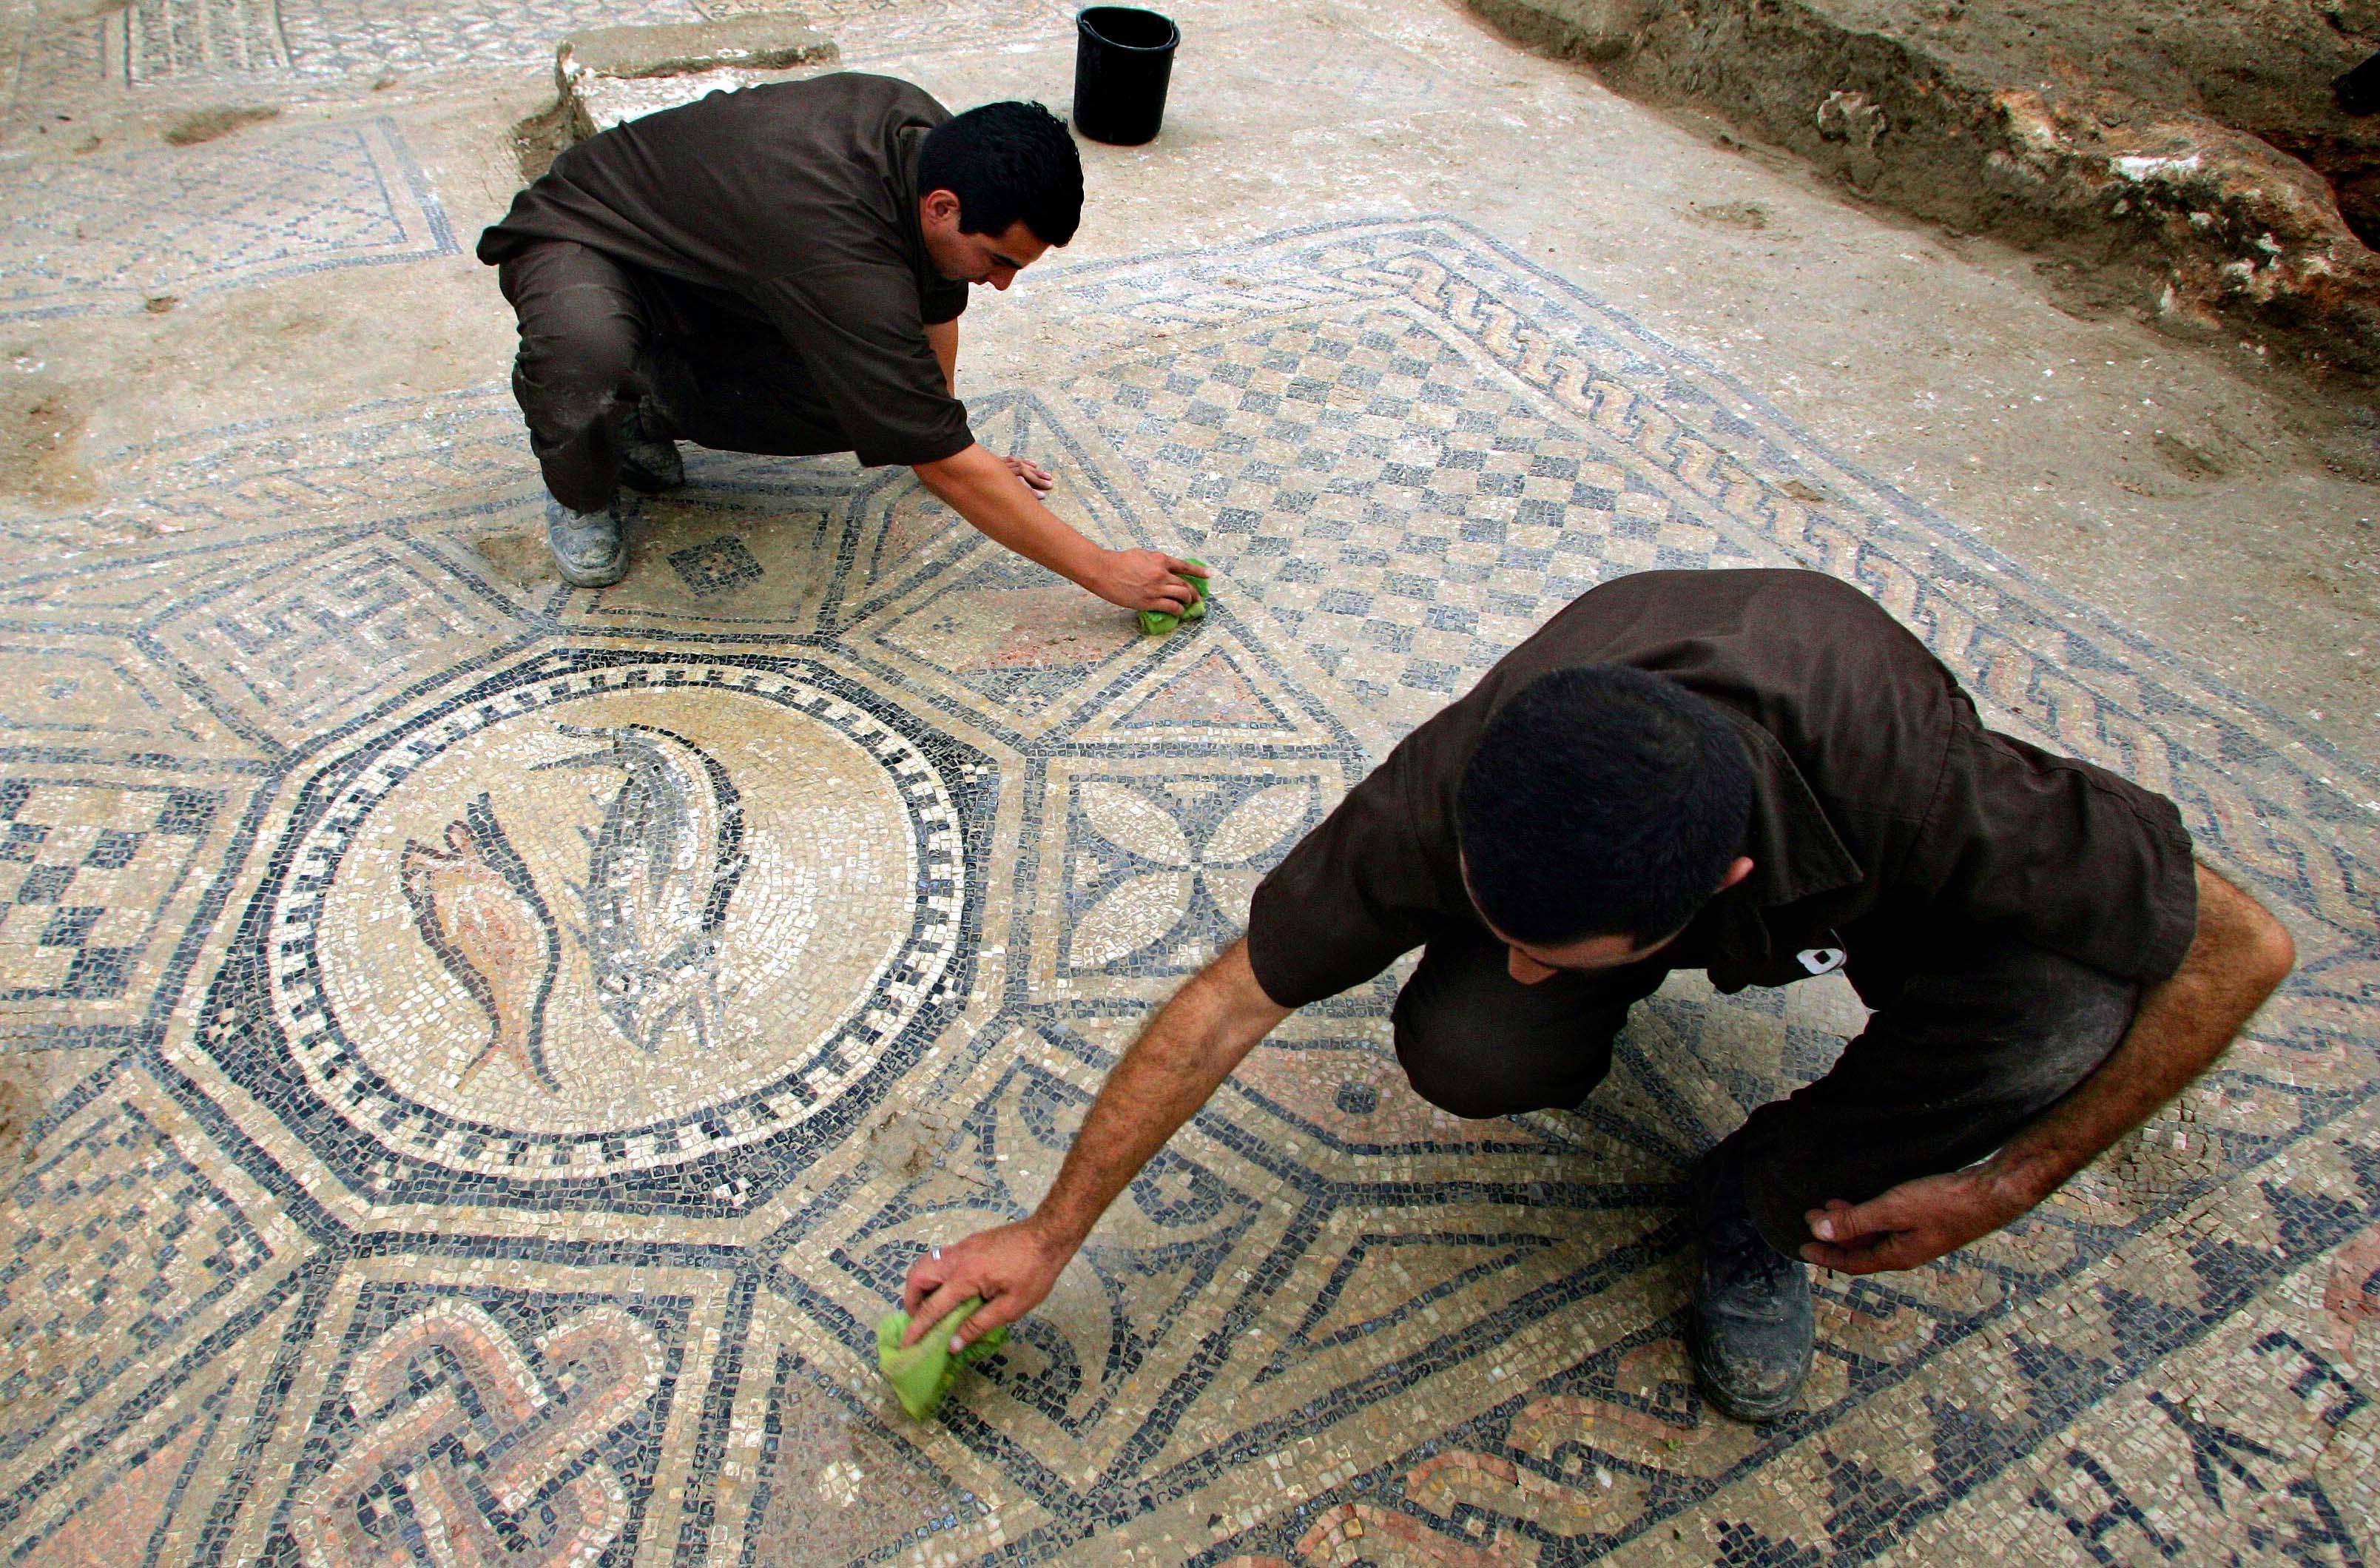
[920,188,963,229]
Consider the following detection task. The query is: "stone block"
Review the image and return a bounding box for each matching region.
[556,16,840,140]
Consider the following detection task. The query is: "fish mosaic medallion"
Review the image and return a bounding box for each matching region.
[193,649,992,1211]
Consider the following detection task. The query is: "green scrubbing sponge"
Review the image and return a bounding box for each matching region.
[1139,559,1213,636]
[876,1299,1011,1421]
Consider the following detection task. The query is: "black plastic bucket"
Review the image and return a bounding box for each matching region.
[2339,48,2380,114]
[1073,7,1179,146]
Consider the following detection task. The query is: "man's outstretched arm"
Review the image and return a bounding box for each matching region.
[1801,862,2296,1273]
[913,443,1190,613]
[900,938,1292,1349]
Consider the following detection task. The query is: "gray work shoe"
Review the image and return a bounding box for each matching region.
[1686,1145,1814,1422]
[545,496,629,587]
[618,399,684,494]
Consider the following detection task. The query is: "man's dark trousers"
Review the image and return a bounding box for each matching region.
[1392,930,2138,1255]
[498,239,848,512]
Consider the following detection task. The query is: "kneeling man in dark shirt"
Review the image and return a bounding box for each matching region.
[900,568,2296,1420]
[479,73,1199,610]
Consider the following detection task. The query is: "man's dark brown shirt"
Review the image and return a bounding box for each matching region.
[1247,568,2199,1009]
[479,72,972,468]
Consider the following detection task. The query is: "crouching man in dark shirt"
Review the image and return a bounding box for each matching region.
[478,73,1199,609]
[900,568,2296,1421]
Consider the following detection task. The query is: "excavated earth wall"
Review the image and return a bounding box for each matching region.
[1468,0,2380,381]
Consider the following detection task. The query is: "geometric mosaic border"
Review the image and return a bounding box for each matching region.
[0,117,454,323]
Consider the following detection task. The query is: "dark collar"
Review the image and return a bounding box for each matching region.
[1672,711,1865,978]
[896,123,934,271]
[1443,706,1864,974]
[1721,709,1863,909]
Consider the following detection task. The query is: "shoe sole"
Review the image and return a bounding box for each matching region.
[553,552,629,588]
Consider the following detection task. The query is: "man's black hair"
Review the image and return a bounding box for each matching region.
[1456,664,1755,948]
[917,101,1084,247]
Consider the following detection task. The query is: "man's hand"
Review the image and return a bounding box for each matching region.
[900,1222,1071,1350]
[1002,455,1054,494]
[1799,1171,2027,1273]
[913,443,1196,613]
[1087,548,1201,613]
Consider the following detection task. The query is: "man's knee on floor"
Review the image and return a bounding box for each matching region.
[1391,1012,1603,1120]
[513,317,641,431]
[1875,942,2140,1117]
[1996,948,2140,1101]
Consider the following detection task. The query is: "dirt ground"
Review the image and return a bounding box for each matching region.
[1836,0,2380,237]
[1473,0,2380,390]
[0,377,96,508]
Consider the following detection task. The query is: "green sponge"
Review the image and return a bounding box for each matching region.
[1139,559,1213,636]
[876,1299,1011,1421]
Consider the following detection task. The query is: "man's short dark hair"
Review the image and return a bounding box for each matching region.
[917,101,1084,246]
[1457,665,1755,947]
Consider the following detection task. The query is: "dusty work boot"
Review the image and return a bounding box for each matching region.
[1687,1144,1813,1421]
[618,397,684,494]
[545,496,630,587]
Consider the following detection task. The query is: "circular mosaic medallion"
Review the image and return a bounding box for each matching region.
[241,655,973,1188]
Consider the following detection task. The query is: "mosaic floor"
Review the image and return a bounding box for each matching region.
[3,209,2378,1567]
[0,114,454,321]
[2,0,1088,129]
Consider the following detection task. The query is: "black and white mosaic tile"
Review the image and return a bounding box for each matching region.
[0,219,2372,1567]
[0,118,454,321]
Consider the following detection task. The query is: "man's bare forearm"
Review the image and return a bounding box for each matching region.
[1031,941,1291,1251]
[897,941,1292,1347]
[916,443,1105,583]
[1985,862,2295,1207]
[914,445,1194,612]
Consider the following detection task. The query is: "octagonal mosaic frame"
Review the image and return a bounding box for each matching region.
[190,645,999,1218]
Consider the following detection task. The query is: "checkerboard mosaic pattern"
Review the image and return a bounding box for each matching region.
[0,219,2372,1567]
[1068,307,1764,710]
[667,534,767,599]
[0,778,220,1000]
[273,0,707,76]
